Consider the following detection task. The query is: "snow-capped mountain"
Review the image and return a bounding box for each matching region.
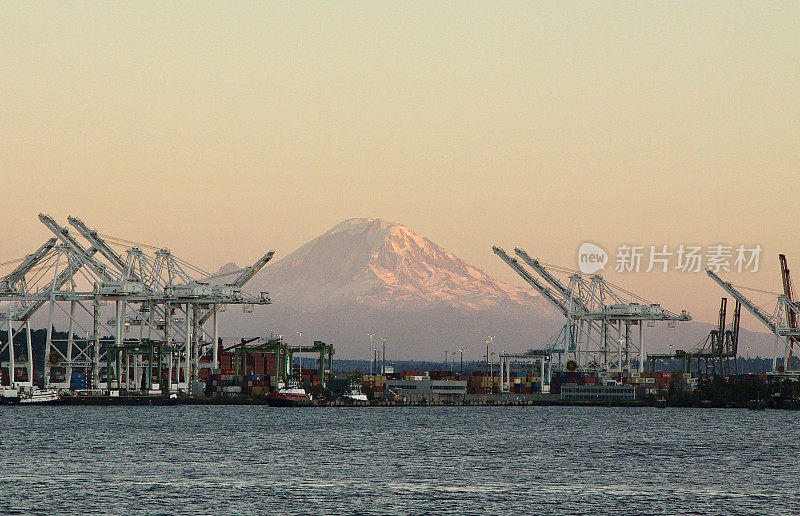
[250,217,550,313]
[213,218,776,360]
[208,217,561,359]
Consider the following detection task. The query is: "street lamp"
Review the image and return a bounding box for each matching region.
[746,346,751,361]
[367,333,375,375]
[381,337,387,375]
[297,331,302,373]
[458,349,464,374]
[485,336,495,375]
[444,350,448,371]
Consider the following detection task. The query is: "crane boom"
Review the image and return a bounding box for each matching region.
[195,251,274,327]
[716,297,727,356]
[514,248,588,313]
[68,216,139,282]
[39,214,113,281]
[778,254,798,361]
[492,246,569,317]
[779,254,798,333]
[230,251,274,288]
[0,238,57,291]
[779,254,795,301]
[514,248,571,297]
[706,269,777,333]
[730,300,741,357]
[16,247,100,322]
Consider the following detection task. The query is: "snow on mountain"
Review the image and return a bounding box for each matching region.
[249,217,551,313]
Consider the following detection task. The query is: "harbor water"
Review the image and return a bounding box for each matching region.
[2,406,798,514]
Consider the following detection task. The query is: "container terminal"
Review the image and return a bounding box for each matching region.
[0,215,798,408]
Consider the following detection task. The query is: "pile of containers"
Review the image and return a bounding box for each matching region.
[460,372,499,394]
[205,371,272,397]
[361,374,386,394]
[428,370,457,381]
[509,372,543,394]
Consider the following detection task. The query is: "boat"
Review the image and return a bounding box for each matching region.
[19,388,60,404]
[266,381,313,407]
[342,383,368,402]
[1,388,22,404]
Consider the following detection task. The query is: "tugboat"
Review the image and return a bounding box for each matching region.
[2,387,61,404]
[266,380,313,407]
[342,382,368,402]
[19,388,60,404]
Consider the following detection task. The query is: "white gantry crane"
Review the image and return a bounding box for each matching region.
[707,264,800,374]
[493,246,690,374]
[0,214,273,396]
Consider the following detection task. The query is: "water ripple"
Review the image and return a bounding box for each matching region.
[0,405,797,514]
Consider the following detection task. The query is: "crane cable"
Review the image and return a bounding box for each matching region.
[98,233,164,252]
[99,232,220,279]
[0,256,25,268]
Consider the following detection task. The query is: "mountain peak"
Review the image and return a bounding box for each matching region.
[250,218,550,313]
[327,217,407,234]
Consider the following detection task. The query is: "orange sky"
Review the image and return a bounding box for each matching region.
[1,2,798,330]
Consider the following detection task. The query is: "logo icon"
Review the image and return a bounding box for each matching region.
[577,242,608,274]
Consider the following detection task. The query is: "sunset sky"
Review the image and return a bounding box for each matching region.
[2,2,798,330]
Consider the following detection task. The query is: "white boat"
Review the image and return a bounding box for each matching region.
[266,380,313,406]
[343,383,368,402]
[1,388,20,404]
[19,388,60,404]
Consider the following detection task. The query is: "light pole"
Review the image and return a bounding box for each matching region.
[367,333,375,375]
[458,349,464,374]
[485,336,495,375]
[490,352,496,377]
[746,346,751,361]
[501,349,505,388]
[381,337,387,375]
[297,331,302,373]
[444,350,448,371]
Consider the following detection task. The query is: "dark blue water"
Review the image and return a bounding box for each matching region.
[1,406,797,514]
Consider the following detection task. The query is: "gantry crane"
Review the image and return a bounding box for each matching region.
[690,297,741,377]
[231,336,334,388]
[493,246,690,374]
[779,254,798,369]
[0,238,57,388]
[707,263,800,373]
[0,214,274,396]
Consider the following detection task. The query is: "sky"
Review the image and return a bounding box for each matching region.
[1,2,798,330]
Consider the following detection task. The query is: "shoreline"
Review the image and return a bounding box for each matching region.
[8,395,797,409]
